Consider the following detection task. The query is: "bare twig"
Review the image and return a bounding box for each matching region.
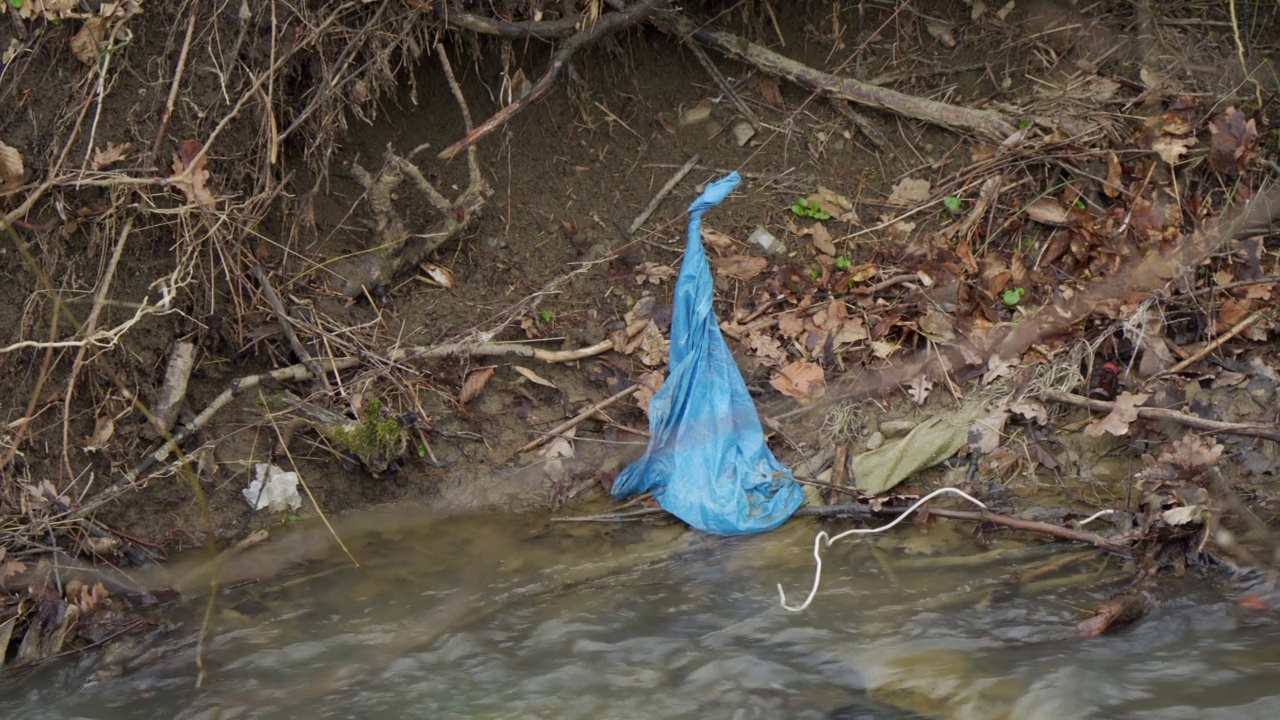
[516,384,641,455]
[628,154,699,235]
[1150,310,1268,380]
[438,0,668,161]
[1043,390,1280,445]
[251,264,327,387]
[655,10,1016,141]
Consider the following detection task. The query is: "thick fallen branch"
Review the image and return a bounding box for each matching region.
[656,11,1017,141]
[438,0,668,161]
[1043,389,1280,445]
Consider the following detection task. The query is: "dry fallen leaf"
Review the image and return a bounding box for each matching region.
[757,76,785,108]
[1084,391,1150,437]
[84,414,115,452]
[770,360,826,401]
[637,321,668,367]
[968,408,1010,454]
[701,226,738,253]
[1162,504,1206,526]
[91,141,131,171]
[635,262,677,285]
[458,366,496,406]
[512,365,558,389]
[711,255,769,281]
[1151,135,1196,167]
[1024,197,1072,226]
[417,262,457,289]
[0,140,25,195]
[633,370,664,415]
[744,328,788,366]
[70,17,107,65]
[809,223,836,256]
[1103,150,1123,197]
[908,375,933,405]
[887,177,931,207]
[170,139,218,208]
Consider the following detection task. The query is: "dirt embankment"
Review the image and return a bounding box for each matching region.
[2,0,1280,667]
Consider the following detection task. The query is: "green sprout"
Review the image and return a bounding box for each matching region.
[540,309,553,322]
[1017,118,1032,129]
[1002,287,1026,306]
[791,197,832,221]
[1073,198,1086,210]
[8,0,22,9]
[835,255,852,271]
[808,268,821,280]
[943,195,962,214]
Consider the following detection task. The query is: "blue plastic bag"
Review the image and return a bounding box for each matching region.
[610,172,804,535]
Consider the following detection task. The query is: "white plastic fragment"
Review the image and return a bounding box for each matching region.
[242,463,302,512]
[747,226,784,255]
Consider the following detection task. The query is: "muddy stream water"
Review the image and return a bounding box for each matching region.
[1,508,1277,719]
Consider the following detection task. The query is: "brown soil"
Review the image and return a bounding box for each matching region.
[3,0,1280,668]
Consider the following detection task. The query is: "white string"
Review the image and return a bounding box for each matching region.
[777,487,990,612]
[1076,509,1117,526]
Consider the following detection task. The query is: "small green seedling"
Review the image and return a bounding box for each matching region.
[1017,118,1032,129]
[1073,198,1086,210]
[8,0,23,9]
[808,268,821,280]
[943,195,962,214]
[418,446,427,458]
[835,255,852,271]
[540,309,553,322]
[791,197,832,221]
[1002,287,1026,306]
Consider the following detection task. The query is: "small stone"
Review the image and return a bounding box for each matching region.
[731,120,756,147]
[747,226,785,255]
[880,420,917,438]
[865,431,885,450]
[679,101,713,126]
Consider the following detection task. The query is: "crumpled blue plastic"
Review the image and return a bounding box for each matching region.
[610,171,804,535]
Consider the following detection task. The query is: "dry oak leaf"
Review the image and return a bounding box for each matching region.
[633,370,664,415]
[1083,391,1150,437]
[458,366,496,406]
[886,177,931,207]
[0,140,25,195]
[170,140,218,209]
[1151,135,1196,167]
[712,254,769,281]
[770,359,825,401]
[1024,197,1072,227]
[744,328,787,366]
[91,141,131,171]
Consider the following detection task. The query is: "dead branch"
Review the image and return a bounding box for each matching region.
[1043,389,1280,445]
[628,154,699,235]
[655,11,1017,142]
[437,0,669,161]
[149,340,197,436]
[515,384,641,456]
[422,1,581,41]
